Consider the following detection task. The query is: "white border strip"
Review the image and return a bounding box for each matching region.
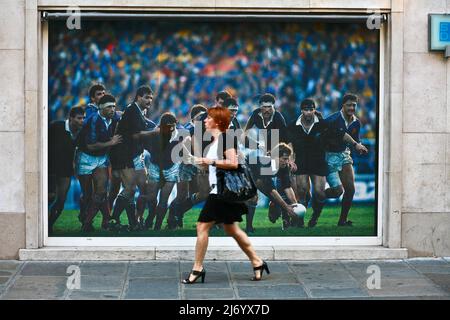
[377,23,385,246]
[42,16,384,248]
[43,21,49,247]
[46,236,381,247]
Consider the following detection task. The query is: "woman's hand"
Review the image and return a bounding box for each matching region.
[194,157,213,168]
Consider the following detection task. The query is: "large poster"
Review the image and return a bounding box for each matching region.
[47,19,379,237]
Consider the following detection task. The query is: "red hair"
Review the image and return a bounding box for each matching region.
[207,106,231,132]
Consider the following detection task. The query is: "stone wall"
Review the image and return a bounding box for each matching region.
[400,0,450,256]
[0,0,26,259]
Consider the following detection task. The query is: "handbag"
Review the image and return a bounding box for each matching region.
[216,163,257,203]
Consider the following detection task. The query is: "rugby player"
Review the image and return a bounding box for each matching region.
[85,83,106,119]
[77,84,106,224]
[167,104,208,229]
[48,106,85,234]
[142,113,182,230]
[108,85,154,231]
[223,97,241,130]
[244,93,287,153]
[244,93,294,229]
[76,94,122,232]
[285,99,338,228]
[214,90,232,108]
[247,143,297,231]
[323,93,368,227]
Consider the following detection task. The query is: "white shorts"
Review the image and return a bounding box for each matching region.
[75,151,109,176]
[133,154,145,171]
[147,162,180,183]
[326,150,353,188]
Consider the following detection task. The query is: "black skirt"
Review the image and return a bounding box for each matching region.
[198,194,248,224]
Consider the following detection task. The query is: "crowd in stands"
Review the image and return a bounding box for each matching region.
[48,20,378,174]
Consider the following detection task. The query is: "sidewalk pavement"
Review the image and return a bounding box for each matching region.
[0,258,449,300]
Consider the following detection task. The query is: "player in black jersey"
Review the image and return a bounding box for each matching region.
[246,143,297,232]
[285,98,367,228]
[108,86,154,231]
[48,106,85,234]
[244,93,287,154]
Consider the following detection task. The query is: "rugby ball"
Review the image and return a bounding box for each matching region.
[292,203,306,218]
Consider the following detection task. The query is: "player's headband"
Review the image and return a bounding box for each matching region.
[260,102,274,108]
[98,102,115,110]
[227,105,239,111]
[192,111,206,120]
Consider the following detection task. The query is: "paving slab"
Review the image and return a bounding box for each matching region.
[0,270,17,277]
[229,261,290,273]
[0,277,9,285]
[366,296,450,300]
[1,276,67,300]
[180,272,231,289]
[302,278,361,290]
[129,262,179,278]
[180,261,227,273]
[309,287,370,298]
[407,265,450,274]
[406,258,448,266]
[289,261,345,271]
[20,262,80,276]
[422,273,450,293]
[184,288,236,300]
[67,290,121,300]
[77,276,125,291]
[342,261,421,280]
[367,285,448,297]
[376,278,437,289]
[231,272,299,286]
[341,260,413,271]
[0,261,22,271]
[236,284,308,299]
[79,262,128,277]
[290,262,352,280]
[291,265,359,289]
[125,278,179,299]
[346,268,427,283]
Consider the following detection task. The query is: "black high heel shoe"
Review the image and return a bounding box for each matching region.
[252,261,270,281]
[182,269,206,284]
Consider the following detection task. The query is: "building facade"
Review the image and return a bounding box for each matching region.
[0,0,449,260]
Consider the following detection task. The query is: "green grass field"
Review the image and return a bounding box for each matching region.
[50,203,376,237]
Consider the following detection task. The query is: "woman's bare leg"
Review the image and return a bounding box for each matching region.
[189,221,215,281]
[223,223,263,277]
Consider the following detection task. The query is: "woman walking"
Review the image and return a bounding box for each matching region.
[183,106,269,284]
